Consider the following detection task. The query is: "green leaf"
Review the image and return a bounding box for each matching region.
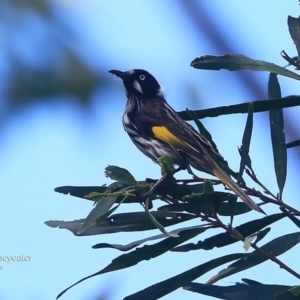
[174,182,204,198]
[276,287,300,300]
[182,191,227,215]
[178,96,300,120]
[56,226,206,299]
[92,225,207,251]
[124,253,247,300]
[172,213,287,252]
[203,180,214,195]
[225,194,238,218]
[289,286,300,297]
[191,54,300,81]
[159,193,250,216]
[238,102,253,184]
[220,196,251,216]
[185,109,240,180]
[45,211,197,236]
[183,282,294,300]
[55,182,148,204]
[288,16,300,61]
[280,207,300,228]
[186,109,219,151]
[54,185,107,200]
[105,165,137,184]
[241,278,262,284]
[255,227,271,244]
[157,154,175,175]
[77,182,139,235]
[146,209,179,238]
[268,73,287,197]
[208,232,300,284]
[77,193,120,235]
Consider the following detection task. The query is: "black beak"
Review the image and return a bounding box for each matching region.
[109,70,124,78]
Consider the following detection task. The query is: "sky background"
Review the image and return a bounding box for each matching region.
[1,1,300,299]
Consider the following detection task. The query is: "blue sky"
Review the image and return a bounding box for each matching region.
[1,1,300,299]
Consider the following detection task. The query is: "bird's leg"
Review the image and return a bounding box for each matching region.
[142,162,178,205]
[141,176,165,205]
[185,163,204,180]
[173,166,185,174]
[141,176,178,209]
[177,151,202,179]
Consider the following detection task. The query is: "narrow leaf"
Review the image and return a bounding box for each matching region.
[178,96,300,120]
[174,182,204,198]
[191,54,300,81]
[172,213,287,252]
[276,286,300,299]
[289,286,300,296]
[288,16,300,60]
[238,102,253,183]
[105,165,137,184]
[77,195,119,235]
[186,109,218,151]
[255,227,271,244]
[280,207,300,228]
[146,209,179,238]
[56,227,206,299]
[242,278,262,284]
[182,192,227,215]
[124,253,246,300]
[45,211,197,236]
[185,109,239,179]
[207,232,300,284]
[158,195,251,216]
[183,282,293,300]
[54,185,107,200]
[268,73,287,197]
[92,225,207,251]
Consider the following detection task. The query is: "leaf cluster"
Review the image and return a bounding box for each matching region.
[46,15,300,300]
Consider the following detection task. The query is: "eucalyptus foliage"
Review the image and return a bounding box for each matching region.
[46,16,300,300]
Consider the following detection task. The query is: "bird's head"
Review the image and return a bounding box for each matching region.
[109,69,164,97]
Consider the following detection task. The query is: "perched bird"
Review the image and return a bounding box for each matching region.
[109,69,264,214]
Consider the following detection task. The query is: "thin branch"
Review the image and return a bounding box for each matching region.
[245,167,278,200]
[212,214,300,280]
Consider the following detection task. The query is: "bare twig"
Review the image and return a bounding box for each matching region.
[211,213,300,280]
[281,50,300,69]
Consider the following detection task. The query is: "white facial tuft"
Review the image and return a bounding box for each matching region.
[157,87,165,97]
[133,80,143,93]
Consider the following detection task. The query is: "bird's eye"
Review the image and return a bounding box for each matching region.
[139,75,146,80]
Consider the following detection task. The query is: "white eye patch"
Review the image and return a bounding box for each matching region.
[133,80,143,93]
[139,74,145,80]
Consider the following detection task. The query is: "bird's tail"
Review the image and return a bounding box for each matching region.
[212,166,265,214]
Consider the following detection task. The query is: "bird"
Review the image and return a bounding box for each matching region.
[109,68,264,214]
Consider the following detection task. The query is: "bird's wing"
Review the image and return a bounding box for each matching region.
[139,98,215,153]
[135,97,264,214]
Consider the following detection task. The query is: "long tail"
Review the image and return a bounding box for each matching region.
[212,167,265,214]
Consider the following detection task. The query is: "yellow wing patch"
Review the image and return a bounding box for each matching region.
[152,126,187,149]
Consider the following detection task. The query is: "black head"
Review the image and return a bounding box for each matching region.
[109,69,163,97]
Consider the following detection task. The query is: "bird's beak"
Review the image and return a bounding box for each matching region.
[109,70,124,78]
